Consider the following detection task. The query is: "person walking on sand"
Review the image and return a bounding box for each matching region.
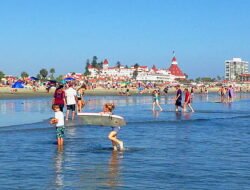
[152,89,163,111]
[65,83,77,120]
[50,104,65,146]
[175,85,183,112]
[183,88,194,112]
[100,103,124,151]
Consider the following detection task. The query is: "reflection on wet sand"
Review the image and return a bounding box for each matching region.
[152,110,160,118]
[175,111,182,120]
[183,112,191,120]
[54,146,64,189]
[106,151,123,188]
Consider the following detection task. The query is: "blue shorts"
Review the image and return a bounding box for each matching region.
[111,127,120,133]
[175,100,182,107]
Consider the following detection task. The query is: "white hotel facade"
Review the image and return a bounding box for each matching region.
[225,58,248,81]
[88,57,185,83]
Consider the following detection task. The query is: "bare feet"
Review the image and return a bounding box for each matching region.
[119,141,124,150]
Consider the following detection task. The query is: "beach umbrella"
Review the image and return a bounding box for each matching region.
[12,81,25,88]
[64,77,75,81]
[29,76,39,81]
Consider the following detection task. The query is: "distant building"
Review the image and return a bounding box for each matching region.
[87,53,187,82]
[167,53,186,79]
[225,58,248,81]
[239,73,250,82]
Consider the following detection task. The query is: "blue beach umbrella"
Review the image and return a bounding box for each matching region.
[30,76,39,81]
[64,77,75,81]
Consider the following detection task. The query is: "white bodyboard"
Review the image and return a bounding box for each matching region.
[77,113,126,127]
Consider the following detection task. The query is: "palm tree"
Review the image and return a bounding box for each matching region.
[39,68,48,80]
[36,74,41,80]
[116,61,121,72]
[50,68,55,79]
[21,71,29,79]
[91,56,98,68]
[0,71,5,81]
[84,59,91,76]
[134,63,139,70]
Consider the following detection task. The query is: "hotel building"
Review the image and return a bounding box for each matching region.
[225,58,248,81]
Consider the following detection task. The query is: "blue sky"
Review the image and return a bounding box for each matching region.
[0,0,250,78]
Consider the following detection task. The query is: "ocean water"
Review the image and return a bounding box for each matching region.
[0,93,249,190]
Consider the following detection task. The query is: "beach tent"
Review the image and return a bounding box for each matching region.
[12,81,25,88]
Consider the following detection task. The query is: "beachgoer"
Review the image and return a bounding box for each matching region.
[228,85,234,102]
[76,84,87,113]
[183,88,195,112]
[163,86,168,95]
[101,103,124,151]
[205,87,208,94]
[152,89,163,111]
[126,87,130,96]
[175,85,183,112]
[219,86,226,102]
[190,87,194,103]
[65,84,77,120]
[52,85,66,112]
[50,104,65,146]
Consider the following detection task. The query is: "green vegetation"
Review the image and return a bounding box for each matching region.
[56,75,64,82]
[39,69,48,80]
[132,63,140,79]
[116,61,121,71]
[49,68,55,80]
[84,56,103,76]
[21,71,29,79]
[84,59,91,76]
[0,71,5,81]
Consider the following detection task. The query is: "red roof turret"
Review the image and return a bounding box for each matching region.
[168,54,185,77]
[103,59,109,65]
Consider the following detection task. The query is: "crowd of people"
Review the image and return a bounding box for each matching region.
[218,85,235,103]
[50,82,124,151]
[46,79,240,151]
[151,85,195,112]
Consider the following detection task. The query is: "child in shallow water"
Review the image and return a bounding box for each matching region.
[100,103,124,151]
[50,104,65,146]
[152,89,163,111]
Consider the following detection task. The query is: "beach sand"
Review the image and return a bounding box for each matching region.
[0,86,223,99]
